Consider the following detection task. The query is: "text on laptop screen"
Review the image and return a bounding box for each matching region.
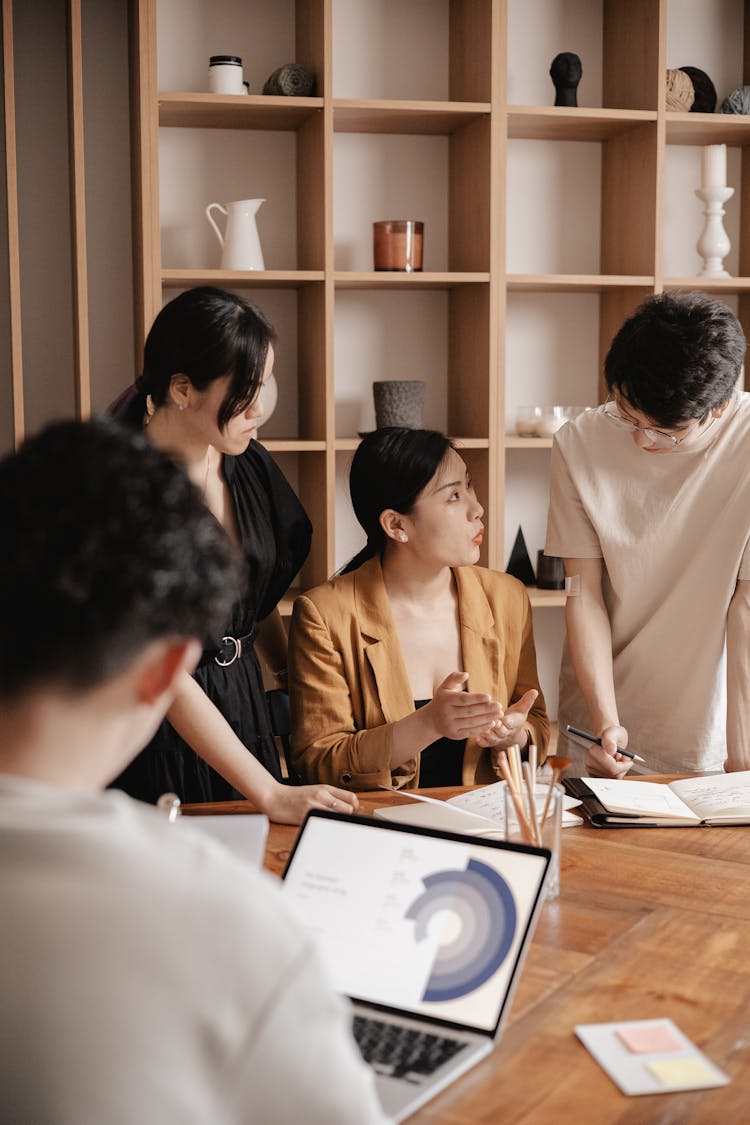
[282,817,548,1033]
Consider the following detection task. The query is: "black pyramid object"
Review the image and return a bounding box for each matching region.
[505,526,536,586]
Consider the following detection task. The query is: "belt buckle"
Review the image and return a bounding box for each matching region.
[215,635,242,667]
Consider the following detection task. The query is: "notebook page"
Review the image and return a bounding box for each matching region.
[584,778,699,820]
[669,771,750,821]
[447,781,582,827]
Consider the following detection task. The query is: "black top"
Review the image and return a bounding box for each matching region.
[111,441,311,804]
[413,700,465,788]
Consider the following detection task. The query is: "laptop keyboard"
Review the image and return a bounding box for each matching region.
[353,1015,469,1084]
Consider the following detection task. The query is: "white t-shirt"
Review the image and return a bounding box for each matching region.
[0,775,389,1125]
[546,392,750,774]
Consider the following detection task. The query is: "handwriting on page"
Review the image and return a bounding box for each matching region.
[584,778,698,819]
[670,773,750,820]
[448,781,582,827]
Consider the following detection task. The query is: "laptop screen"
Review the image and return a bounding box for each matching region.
[282,812,549,1036]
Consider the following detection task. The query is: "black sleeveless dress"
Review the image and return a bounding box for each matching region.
[413,700,465,787]
[111,441,311,804]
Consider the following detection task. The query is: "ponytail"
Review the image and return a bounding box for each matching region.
[340,428,454,574]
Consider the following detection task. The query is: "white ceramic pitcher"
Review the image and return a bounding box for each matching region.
[206,198,265,270]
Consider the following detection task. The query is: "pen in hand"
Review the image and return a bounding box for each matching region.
[566,724,646,763]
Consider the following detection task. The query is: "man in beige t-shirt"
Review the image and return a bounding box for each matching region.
[546,291,750,777]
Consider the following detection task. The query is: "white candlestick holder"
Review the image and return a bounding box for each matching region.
[695,185,734,278]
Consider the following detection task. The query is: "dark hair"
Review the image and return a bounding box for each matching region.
[0,417,238,699]
[114,287,275,430]
[604,291,745,427]
[342,428,455,574]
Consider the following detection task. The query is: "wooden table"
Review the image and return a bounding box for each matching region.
[184,786,750,1123]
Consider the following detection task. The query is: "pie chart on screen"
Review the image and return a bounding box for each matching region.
[404,858,517,1002]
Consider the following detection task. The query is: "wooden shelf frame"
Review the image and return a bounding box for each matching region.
[133,0,503,585]
[2,0,23,447]
[132,0,750,601]
[1,0,97,449]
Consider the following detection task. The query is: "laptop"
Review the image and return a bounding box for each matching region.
[281,810,550,1122]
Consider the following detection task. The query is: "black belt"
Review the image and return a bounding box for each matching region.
[199,628,255,669]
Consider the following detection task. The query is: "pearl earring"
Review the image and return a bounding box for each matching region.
[399,533,408,543]
[178,403,185,412]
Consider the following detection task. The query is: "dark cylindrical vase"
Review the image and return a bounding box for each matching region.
[373,380,425,428]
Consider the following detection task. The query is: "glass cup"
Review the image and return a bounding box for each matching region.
[515,405,543,436]
[535,405,568,436]
[503,780,563,900]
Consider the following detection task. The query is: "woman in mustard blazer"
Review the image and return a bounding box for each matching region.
[289,429,549,790]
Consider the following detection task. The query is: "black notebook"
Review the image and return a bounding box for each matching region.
[563,772,750,829]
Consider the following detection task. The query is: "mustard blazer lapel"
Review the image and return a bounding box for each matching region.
[454,567,500,697]
[353,557,415,725]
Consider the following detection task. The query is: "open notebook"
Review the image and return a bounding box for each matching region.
[374,781,582,836]
[281,810,550,1123]
[564,771,750,828]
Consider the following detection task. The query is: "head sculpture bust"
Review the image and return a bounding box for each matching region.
[550,52,582,107]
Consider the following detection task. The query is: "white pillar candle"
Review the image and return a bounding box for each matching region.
[701,144,727,189]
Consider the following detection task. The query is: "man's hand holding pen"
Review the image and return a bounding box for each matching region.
[566,723,642,779]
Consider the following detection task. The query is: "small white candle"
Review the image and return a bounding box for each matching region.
[702,144,727,189]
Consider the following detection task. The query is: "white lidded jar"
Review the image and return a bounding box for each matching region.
[209,55,248,95]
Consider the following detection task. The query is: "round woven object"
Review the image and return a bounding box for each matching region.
[720,86,750,115]
[679,66,717,113]
[665,68,694,111]
[262,63,316,97]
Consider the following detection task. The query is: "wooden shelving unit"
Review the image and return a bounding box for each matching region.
[131,0,750,609]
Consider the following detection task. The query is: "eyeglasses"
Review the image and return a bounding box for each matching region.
[602,401,703,450]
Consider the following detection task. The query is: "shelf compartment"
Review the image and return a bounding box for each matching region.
[155,0,327,99]
[159,108,325,271]
[506,0,659,112]
[159,283,326,445]
[333,284,491,441]
[504,288,646,434]
[507,107,656,142]
[334,114,491,273]
[601,123,659,276]
[506,275,654,292]
[333,99,490,135]
[158,93,323,131]
[333,287,453,437]
[332,0,493,103]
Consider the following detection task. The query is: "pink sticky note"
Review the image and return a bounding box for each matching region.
[616,1022,684,1054]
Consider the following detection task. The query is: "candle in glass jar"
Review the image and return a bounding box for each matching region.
[373,220,424,271]
[701,144,727,190]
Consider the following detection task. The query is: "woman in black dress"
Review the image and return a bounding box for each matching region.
[111,287,357,822]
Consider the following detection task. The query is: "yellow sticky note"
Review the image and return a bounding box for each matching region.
[647,1057,715,1088]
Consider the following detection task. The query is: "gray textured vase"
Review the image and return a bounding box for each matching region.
[373,380,425,428]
